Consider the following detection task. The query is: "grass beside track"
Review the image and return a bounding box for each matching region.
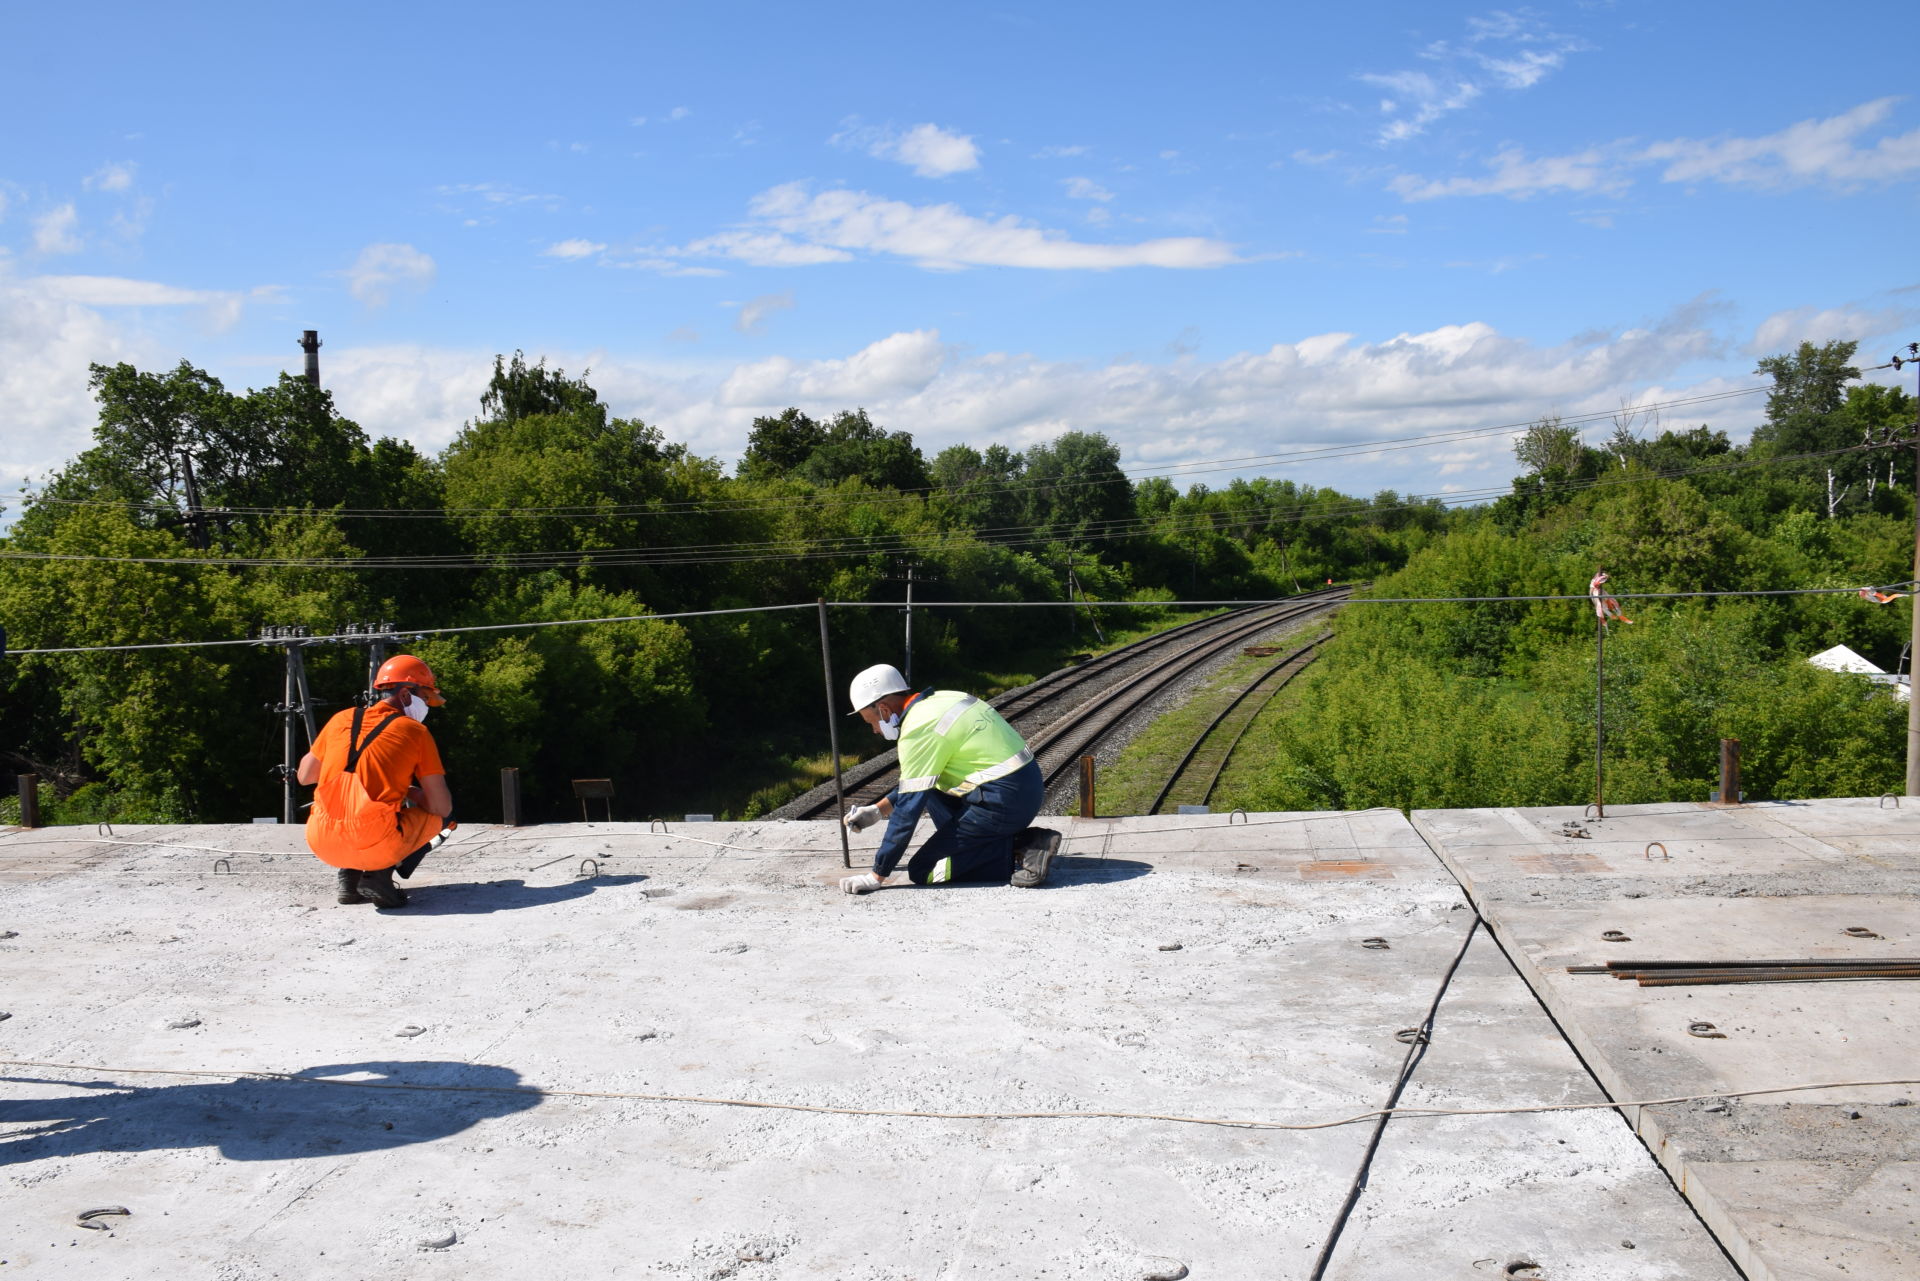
[1096,614,1327,817]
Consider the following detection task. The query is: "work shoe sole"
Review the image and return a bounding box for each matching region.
[1010,828,1061,888]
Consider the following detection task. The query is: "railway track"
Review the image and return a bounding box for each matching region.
[774,587,1348,820]
[1145,632,1329,815]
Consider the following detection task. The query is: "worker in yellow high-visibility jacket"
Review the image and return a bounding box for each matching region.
[838,664,1059,894]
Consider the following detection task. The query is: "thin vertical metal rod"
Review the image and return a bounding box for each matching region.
[818,599,852,869]
[1079,755,1097,819]
[1907,349,1920,795]
[1719,738,1741,805]
[282,642,299,825]
[500,767,523,827]
[903,565,914,688]
[1593,616,1606,819]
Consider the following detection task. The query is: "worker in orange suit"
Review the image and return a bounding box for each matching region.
[299,654,455,909]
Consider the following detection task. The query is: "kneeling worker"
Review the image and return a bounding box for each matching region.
[299,654,455,908]
[839,664,1060,894]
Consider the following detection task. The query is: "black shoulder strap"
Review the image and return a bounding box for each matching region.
[343,704,400,774]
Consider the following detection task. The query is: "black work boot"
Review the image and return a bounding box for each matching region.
[335,869,366,905]
[1010,827,1062,888]
[358,868,409,908]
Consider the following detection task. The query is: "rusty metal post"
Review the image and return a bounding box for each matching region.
[17,773,39,828]
[1719,738,1741,804]
[1079,755,1096,819]
[818,599,852,869]
[500,767,523,827]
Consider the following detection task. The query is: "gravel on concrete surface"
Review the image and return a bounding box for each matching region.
[0,810,1736,1280]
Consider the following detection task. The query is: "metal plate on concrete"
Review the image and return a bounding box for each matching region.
[1415,799,1920,1281]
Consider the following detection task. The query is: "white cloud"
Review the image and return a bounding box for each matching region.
[1749,304,1911,356]
[670,106,691,120]
[345,243,436,306]
[678,182,1239,272]
[84,162,136,192]
[1391,146,1622,201]
[834,120,981,177]
[1359,12,1583,144]
[1392,98,1920,202]
[1644,97,1920,189]
[543,238,607,260]
[0,290,1808,507]
[1063,176,1115,202]
[1032,144,1090,159]
[33,204,82,254]
[1367,214,1409,235]
[735,291,795,334]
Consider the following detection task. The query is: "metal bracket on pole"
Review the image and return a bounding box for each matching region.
[818,599,852,869]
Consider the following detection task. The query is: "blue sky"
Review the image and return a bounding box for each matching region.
[4,1,1916,506]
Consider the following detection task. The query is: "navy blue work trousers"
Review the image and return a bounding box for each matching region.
[904,760,1045,886]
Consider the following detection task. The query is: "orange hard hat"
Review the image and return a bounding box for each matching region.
[372,654,445,706]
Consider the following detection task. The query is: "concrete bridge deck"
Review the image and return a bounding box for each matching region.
[1,802,1911,1279]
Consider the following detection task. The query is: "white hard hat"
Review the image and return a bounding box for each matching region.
[848,663,911,714]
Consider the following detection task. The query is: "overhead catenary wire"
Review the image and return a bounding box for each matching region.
[7,583,1911,657]
[0,1057,1913,1133]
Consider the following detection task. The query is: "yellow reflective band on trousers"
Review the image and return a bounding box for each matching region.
[895,690,1033,797]
[929,857,953,884]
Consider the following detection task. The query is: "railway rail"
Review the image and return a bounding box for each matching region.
[1145,632,1329,815]
[774,587,1348,821]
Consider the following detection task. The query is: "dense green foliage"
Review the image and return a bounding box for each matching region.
[1,353,1439,823]
[4,338,1911,822]
[1238,340,1918,812]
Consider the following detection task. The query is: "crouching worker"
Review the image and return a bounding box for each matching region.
[839,664,1060,895]
[299,655,455,909]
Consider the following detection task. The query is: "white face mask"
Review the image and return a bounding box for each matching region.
[404,696,429,724]
[877,711,901,740]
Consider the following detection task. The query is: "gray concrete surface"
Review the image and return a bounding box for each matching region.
[1413,799,1920,1281]
[2,814,1733,1279]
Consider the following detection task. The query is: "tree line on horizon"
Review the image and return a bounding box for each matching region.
[0,338,1912,824]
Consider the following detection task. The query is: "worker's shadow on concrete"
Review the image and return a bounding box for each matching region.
[403,873,647,915]
[0,1060,541,1167]
[1036,855,1152,887]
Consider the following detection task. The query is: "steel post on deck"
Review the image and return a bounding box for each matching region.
[501,767,523,827]
[818,599,851,869]
[1718,738,1741,805]
[16,773,39,828]
[1080,755,1096,819]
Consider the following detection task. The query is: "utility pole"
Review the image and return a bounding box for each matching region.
[265,625,317,823]
[178,452,209,550]
[1898,343,1920,796]
[882,559,933,686]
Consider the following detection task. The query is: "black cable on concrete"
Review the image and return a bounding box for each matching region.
[1306,914,1483,1281]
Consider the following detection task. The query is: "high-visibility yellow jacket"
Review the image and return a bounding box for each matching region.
[874,689,1034,876]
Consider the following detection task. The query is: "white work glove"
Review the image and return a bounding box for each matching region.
[843,804,883,832]
[840,872,885,895]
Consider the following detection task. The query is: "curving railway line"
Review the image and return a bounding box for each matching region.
[774,586,1348,821]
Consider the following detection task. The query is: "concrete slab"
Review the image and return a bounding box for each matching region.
[2,815,1728,1279]
[1414,799,1920,1281]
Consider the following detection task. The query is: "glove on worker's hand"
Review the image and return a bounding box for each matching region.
[841,872,884,895]
[843,804,883,832]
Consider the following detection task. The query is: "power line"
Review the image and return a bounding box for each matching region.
[8,584,1908,657]
[1,436,1903,574]
[3,385,1770,522]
